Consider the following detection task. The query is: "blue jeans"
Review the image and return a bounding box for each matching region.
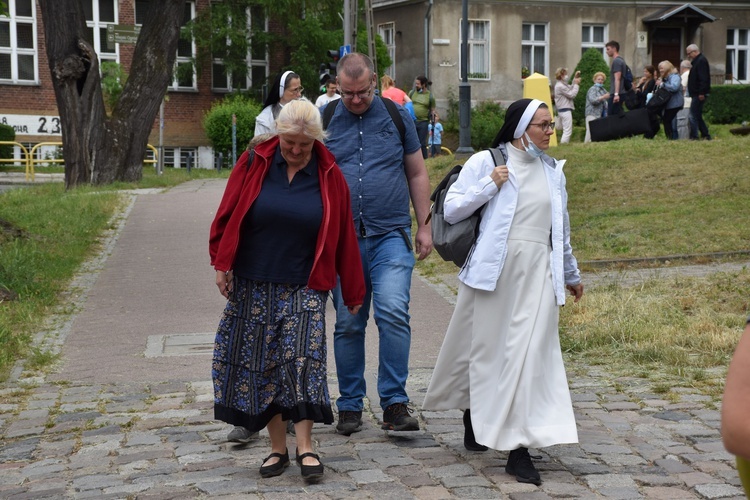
[689,97,710,139]
[332,228,415,412]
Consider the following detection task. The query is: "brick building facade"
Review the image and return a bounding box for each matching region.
[0,0,287,168]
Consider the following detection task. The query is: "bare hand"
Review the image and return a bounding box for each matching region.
[414,225,433,261]
[347,304,362,315]
[566,283,584,303]
[573,77,581,85]
[601,92,610,101]
[491,165,509,188]
[216,270,233,298]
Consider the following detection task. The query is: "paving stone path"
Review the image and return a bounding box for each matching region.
[0,179,746,499]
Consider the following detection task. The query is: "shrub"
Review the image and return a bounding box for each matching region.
[572,48,611,125]
[203,94,262,159]
[471,101,506,150]
[704,85,750,124]
[0,123,14,160]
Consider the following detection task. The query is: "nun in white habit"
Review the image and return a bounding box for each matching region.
[422,98,584,486]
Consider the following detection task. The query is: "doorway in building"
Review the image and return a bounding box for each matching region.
[651,27,683,68]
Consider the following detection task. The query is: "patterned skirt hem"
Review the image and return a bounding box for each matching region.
[215,402,334,433]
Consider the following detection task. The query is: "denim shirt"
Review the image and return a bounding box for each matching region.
[323,97,421,237]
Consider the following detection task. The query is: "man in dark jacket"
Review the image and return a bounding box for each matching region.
[686,44,711,140]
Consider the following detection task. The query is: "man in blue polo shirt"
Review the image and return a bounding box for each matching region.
[323,52,433,435]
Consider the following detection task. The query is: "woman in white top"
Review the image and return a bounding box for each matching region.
[254,70,303,135]
[423,98,584,486]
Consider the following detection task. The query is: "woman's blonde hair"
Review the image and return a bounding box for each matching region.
[380,74,395,89]
[658,60,676,76]
[275,99,327,141]
[555,67,568,80]
[592,71,607,82]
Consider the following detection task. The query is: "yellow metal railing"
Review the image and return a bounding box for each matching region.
[0,141,32,181]
[1,142,159,182]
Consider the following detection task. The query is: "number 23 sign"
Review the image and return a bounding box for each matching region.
[1,114,62,136]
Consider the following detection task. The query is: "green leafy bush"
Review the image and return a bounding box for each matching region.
[572,48,611,125]
[0,123,14,160]
[471,101,506,150]
[704,85,750,124]
[203,95,262,159]
[443,90,505,149]
[100,61,127,114]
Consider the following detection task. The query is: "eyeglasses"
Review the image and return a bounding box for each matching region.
[287,86,304,94]
[339,86,374,101]
[529,121,555,131]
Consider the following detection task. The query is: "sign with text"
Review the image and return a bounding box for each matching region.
[1,114,62,136]
[106,24,142,45]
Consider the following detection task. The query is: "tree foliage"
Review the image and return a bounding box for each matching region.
[188,0,391,103]
[572,48,611,125]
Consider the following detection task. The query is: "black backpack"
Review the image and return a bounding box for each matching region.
[426,148,506,267]
[621,58,634,91]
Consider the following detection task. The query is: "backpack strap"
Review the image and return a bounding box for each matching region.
[487,146,507,167]
[321,98,341,131]
[380,96,406,145]
[322,96,406,145]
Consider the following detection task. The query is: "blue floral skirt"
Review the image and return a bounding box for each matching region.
[212,277,333,432]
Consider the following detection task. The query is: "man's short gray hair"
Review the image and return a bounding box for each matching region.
[337,52,374,81]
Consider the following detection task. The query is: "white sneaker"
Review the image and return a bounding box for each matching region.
[227,426,257,443]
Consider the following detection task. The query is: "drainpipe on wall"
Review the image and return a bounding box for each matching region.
[424,0,432,79]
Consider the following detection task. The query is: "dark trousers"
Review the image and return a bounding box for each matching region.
[689,97,710,139]
[415,120,429,159]
[662,107,679,140]
[608,95,623,116]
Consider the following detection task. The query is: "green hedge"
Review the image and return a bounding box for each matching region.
[0,123,14,160]
[572,48,611,126]
[203,94,262,159]
[704,85,750,124]
[443,90,506,150]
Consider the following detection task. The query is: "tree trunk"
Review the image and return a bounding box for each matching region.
[39,1,185,188]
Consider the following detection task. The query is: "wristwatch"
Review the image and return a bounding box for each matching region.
[614,93,619,96]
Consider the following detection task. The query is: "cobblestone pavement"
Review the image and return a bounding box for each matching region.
[0,179,746,499]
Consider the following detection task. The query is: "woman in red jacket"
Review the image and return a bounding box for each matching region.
[209,99,365,482]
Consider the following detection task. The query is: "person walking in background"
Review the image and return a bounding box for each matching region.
[323,52,433,436]
[423,98,583,487]
[673,59,693,140]
[315,76,340,108]
[721,317,750,497]
[553,68,580,144]
[584,72,609,143]
[409,75,436,159]
[605,41,626,116]
[655,60,684,140]
[686,44,711,140]
[254,70,303,135]
[633,65,658,109]
[428,112,443,157]
[209,99,365,482]
[633,65,659,139]
[380,75,411,106]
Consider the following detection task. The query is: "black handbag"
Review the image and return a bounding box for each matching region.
[646,86,671,111]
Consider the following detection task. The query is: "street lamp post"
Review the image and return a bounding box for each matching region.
[456,0,474,157]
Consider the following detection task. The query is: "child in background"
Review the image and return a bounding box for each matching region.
[428,112,443,158]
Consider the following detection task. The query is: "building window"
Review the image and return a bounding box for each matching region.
[211,3,268,95]
[136,1,196,90]
[0,0,38,83]
[727,28,748,83]
[460,20,489,80]
[84,0,118,65]
[582,24,607,58]
[522,22,547,78]
[378,22,395,80]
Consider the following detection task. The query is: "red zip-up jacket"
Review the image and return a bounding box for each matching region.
[209,137,365,307]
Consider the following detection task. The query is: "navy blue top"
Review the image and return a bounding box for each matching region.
[322,97,421,237]
[233,147,323,284]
